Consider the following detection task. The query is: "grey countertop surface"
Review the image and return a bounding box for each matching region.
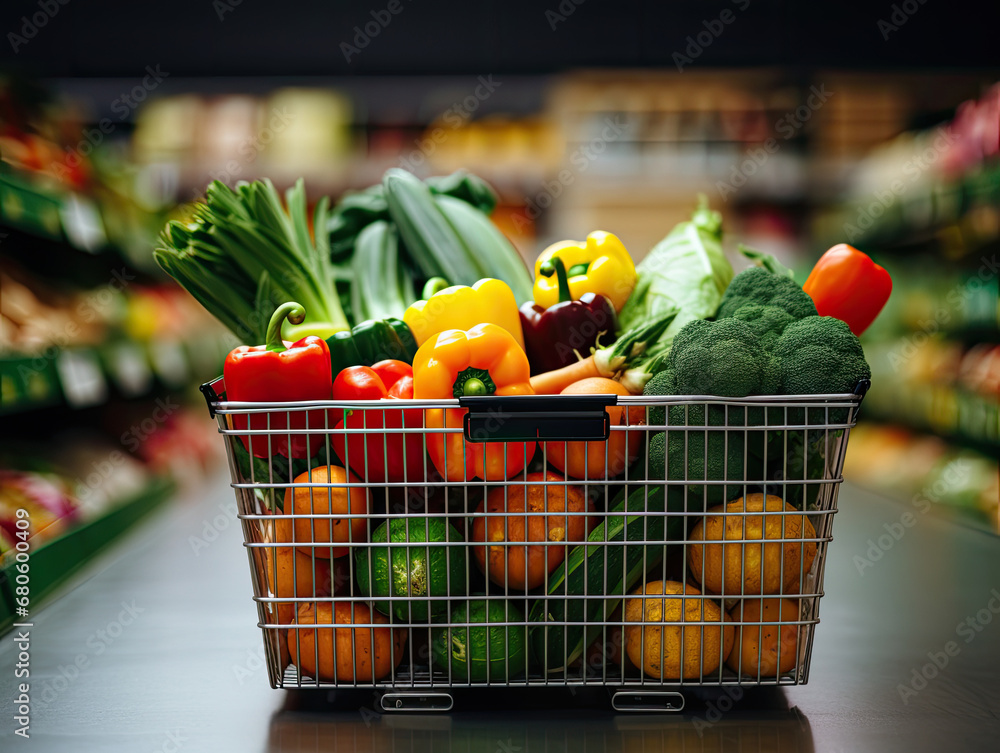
[1,473,998,752]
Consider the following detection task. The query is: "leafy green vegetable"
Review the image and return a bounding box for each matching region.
[662,317,770,398]
[765,429,830,510]
[593,307,678,377]
[771,316,872,397]
[730,303,797,352]
[350,220,415,322]
[155,179,350,344]
[617,196,733,350]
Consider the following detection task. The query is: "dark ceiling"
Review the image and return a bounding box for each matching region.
[2,0,998,77]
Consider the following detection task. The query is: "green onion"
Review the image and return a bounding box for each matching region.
[593,307,679,377]
[154,179,350,344]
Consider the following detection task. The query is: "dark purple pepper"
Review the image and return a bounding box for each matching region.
[519,257,618,375]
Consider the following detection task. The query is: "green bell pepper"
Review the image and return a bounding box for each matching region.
[325,318,419,377]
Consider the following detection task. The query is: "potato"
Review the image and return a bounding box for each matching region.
[687,493,817,596]
[624,580,734,680]
[471,472,595,590]
[288,601,407,682]
[727,598,801,678]
[279,465,369,558]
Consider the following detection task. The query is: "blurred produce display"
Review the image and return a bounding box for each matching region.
[1,261,232,414]
[132,89,355,197]
[823,84,999,248]
[0,76,176,269]
[0,78,229,629]
[117,71,994,268]
[863,329,999,451]
[0,470,78,552]
[0,404,226,631]
[844,424,998,533]
[832,84,999,533]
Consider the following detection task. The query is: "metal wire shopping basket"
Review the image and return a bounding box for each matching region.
[202,377,867,712]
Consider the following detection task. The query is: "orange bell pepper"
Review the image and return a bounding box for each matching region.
[412,323,536,482]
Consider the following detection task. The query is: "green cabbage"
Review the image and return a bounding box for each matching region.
[618,197,733,353]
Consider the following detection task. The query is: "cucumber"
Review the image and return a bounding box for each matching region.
[434,194,534,303]
[431,598,528,682]
[357,517,467,622]
[383,168,482,286]
[527,483,688,672]
[351,220,412,322]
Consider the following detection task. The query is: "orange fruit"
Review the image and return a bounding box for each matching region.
[288,601,406,682]
[623,580,734,680]
[688,493,817,596]
[470,472,595,590]
[727,598,801,678]
[279,465,368,558]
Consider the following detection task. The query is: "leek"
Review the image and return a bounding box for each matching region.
[154,179,350,344]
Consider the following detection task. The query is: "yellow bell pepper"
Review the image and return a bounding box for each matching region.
[412,323,536,481]
[403,278,525,350]
[533,231,637,312]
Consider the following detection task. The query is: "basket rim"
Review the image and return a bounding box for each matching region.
[200,375,870,417]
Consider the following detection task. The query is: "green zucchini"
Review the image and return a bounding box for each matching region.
[434,194,534,303]
[382,168,482,285]
[527,483,689,672]
[351,220,413,322]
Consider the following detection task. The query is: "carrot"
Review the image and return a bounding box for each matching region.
[530,310,681,394]
[530,355,601,394]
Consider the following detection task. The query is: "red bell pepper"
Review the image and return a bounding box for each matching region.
[803,244,892,337]
[330,360,427,484]
[223,302,333,459]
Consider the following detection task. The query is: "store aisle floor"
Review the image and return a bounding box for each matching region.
[1,477,998,752]
[0,472,280,751]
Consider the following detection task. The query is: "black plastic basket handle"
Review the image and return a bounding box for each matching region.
[200,377,226,419]
[459,394,616,443]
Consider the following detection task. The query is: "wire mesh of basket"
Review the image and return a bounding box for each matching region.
[202,378,865,694]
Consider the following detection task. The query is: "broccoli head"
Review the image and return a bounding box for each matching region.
[642,368,676,425]
[667,318,767,397]
[717,267,818,321]
[646,404,764,506]
[770,316,871,395]
[649,414,744,506]
[768,429,831,510]
[730,303,797,351]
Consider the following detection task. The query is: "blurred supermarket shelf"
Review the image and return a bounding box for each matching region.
[844,423,998,535]
[1,80,233,628]
[0,161,171,275]
[816,84,999,252]
[831,84,999,533]
[30,70,994,260]
[0,475,176,633]
[0,334,233,417]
